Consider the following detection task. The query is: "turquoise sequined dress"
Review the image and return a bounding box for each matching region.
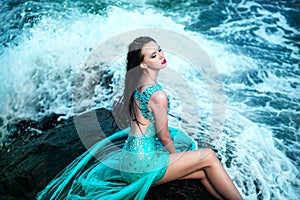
[37,84,197,200]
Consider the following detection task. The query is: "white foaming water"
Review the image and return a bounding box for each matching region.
[208,0,300,59]
[0,4,299,200]
[0,7,186,125]
[214,108,299,199]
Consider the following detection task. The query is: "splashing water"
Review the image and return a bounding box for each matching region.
[0,0,299,199]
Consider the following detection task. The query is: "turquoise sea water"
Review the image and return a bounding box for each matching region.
[0,0,299,199]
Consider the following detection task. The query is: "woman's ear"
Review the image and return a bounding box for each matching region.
[140,62,147,69]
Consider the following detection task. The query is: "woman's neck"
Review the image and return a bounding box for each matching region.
[140,69,159,85]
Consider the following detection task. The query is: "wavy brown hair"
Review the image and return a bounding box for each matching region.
[113,36,156,128]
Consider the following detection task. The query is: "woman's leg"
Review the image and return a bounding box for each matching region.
[156,148,243,200]
[178,170,223,199]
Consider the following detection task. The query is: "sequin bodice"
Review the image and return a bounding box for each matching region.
[123,134,156,153]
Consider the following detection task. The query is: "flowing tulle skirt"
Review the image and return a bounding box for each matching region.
[37,125,197,200]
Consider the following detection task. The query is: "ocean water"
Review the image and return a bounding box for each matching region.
[0,0,299,199]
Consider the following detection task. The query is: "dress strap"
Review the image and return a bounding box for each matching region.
[134,84,163,121]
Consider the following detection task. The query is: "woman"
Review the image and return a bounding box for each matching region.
[37,36,243,200]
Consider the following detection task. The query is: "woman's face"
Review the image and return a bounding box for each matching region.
[140,41,167,70]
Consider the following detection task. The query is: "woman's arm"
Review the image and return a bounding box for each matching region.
[149,90,176,153]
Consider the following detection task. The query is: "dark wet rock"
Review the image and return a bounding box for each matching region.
[0,108,215,200]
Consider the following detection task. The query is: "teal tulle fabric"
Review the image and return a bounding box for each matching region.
[37,84,197,200]
[37,126,197,200]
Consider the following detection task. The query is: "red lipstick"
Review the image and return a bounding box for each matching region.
[161,59,167,64]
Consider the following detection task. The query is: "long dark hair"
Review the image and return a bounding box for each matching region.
[113,36,156,128]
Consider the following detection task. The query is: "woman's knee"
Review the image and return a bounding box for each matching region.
[198,148,218,162]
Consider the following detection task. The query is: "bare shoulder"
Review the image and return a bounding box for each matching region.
[149,90,168,107]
